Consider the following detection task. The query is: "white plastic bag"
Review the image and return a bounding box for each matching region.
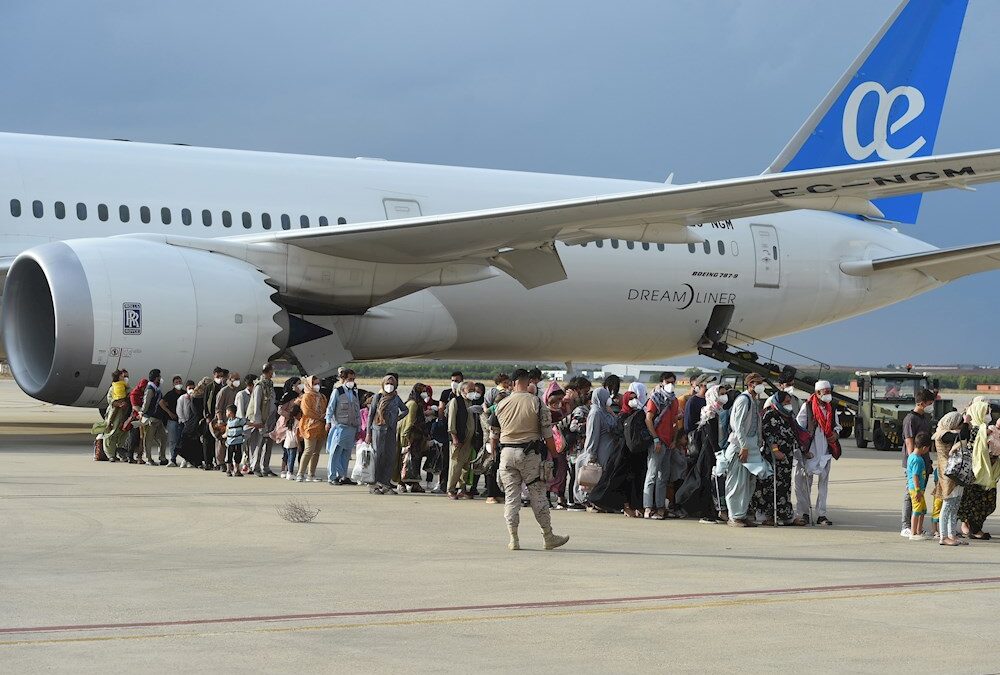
[351,441,376,483]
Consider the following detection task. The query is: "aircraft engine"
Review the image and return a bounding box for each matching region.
[1,238,288,407]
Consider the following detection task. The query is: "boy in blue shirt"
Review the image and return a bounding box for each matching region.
[906,431,931,541]
[225,404,246,477]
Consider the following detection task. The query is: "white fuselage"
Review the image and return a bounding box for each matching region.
[0,133,939,366]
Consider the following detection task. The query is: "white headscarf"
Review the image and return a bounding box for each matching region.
[628,382,649,407]
[699,385,725,428]
[815,380,832,392]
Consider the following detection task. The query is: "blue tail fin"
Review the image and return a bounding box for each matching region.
[765,0,968,224]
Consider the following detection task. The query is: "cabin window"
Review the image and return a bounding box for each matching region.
[202,209,212,227]
[281,214,290,230]
[119,205,130,223]
[300,215,309,228]
[161,207,171,225]
[76,203,87,220]
[595,240,604,248]
[731,241,739,256]
[54,201,66,219]
[337,217,347,225]
[242,212,252,229]
[626,240,635,250]
[641,242,650,251]
[9,199,20,217]
[181,208,192,226]
[140,206,150,224]
[657,244,665,252]
[687,243,696,253]
[717,240,725,255]
[262,213,272,230]
[32,200,43,218]
[98,204,109,221]
[222,210,232,228]
[703,241,711,254]
[319,216,329,227]
[611,239,619,249]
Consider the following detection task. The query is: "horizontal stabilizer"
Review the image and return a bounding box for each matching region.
[840,240,1000,282]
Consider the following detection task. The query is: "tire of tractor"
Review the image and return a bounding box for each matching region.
[855,421,868,449]
[873,426,890,451]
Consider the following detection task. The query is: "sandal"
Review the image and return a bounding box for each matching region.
[971,532,991,540]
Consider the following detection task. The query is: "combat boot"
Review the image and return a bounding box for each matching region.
[507,525,520,551]
[542,528,569,550]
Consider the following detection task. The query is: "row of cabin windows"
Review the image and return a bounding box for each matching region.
[9,198,348,230]
[581,239,739,255]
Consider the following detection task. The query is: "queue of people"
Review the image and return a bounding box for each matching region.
[91,364,999,546]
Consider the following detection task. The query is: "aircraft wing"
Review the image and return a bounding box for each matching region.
[228,149,1000,287]
[840,240,1000,283]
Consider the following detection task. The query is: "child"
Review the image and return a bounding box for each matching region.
[283,405,302,481]
[225,404,246,477]
[906,431,931,541]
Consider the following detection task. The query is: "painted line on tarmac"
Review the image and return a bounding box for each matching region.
[2,583,999,647]
[2,576,998,637]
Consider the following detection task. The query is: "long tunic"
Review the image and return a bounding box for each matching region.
[102,385,129,452]
[369,392,408,485]
[583,407,616,467]
[796,398,839,476]
[751,409,797,521]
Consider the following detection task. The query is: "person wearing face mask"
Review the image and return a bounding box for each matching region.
[199,367,226,470]
[675,384,729,523]
[214,372,241,470]
[295,375,328,482]
[446,381,478,498]
[324,368,361,485]
[234,375,257,475]
[248,363,278,477]
[161,375,185,467]
[100,370,131,462]
[583,387,619,472]
[273,377,302,478]
[395,383,428,492]
[724,373,772,527]
[366,375,409,494]
[140,369,170,466]
[643,372,680,519]
[440,371,464,408]
[794,380,841,526]
[751,391,799,526]
[544,381,570,509]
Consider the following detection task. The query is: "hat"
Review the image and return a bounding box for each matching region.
[815,380,832,392]
[744,372,763,386]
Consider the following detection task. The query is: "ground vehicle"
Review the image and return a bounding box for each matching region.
[854,371,952,450]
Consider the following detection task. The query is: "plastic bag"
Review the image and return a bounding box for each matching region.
[351,441,376,483]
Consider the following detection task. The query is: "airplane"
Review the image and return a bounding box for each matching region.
[2,0,999,408]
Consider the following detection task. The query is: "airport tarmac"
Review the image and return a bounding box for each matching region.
[0,381,998,673]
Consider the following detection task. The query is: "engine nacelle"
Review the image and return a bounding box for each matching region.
[1,238,288,407]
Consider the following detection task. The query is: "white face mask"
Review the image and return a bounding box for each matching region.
[754,383,766,395]
[718,394,728,405]
[187,389,194,396]
[344,381,355,389]
[469,392,481,401]
[607,398,616,410]
[231,379,240,388]
[784,404,795,412]
[174,384,183,391]
[664,383,675,394]
[420,392,430,402]
[820,393,833,403]
[312,384,321,393]
[123,376,129,384]
[384,384,395,394]
[295,384,304,393]
[214,377,223,385]
[451,381,460,392]
[784,386,795,393]
[628,398,640,409]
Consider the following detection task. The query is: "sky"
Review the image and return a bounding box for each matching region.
[1,0,998,366]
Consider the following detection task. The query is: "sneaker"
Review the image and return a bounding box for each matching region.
[486,497,498,504]
[254,470,264,477]
[566,503,586,511]
[286,473,294,480]
[158,459,169,466]
[167,461,178,467]
[431,487,446,495]
[341,478,357,486]
[699,517,720,524]
[145,460,155,466]
[309,475,318,482]
[296,475,304,482]
[900,527,912,538]
[280,472,287,479]
[909,533,929,541]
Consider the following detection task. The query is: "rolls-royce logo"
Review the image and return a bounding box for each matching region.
[123,302,142,335]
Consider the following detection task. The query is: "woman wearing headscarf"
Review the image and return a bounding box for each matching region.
[957,400,999,540]
[295,375,327,482]
[366,374,409,494]
[627,382,649,408]
[932,411,967,546]
[583,388,618,468]
[271,376,302,477]
[587,391,634,515]
[397,383,428,493]
[100,370,131,461]
[750,391,799,526]
[544,381,570,509]
[621,390,648,518]
[675,384,729,522]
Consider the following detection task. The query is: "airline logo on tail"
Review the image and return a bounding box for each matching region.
[843,82,926,161]
[767,0,969,223]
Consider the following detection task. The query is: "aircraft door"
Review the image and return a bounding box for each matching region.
[383,198,422,220]
[750,224,780,288]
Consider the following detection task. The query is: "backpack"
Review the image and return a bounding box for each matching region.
[622,408,653,454]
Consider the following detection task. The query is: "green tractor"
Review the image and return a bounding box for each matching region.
[854,371,952,451]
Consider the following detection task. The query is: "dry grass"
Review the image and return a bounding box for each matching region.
[275,499,321,523]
